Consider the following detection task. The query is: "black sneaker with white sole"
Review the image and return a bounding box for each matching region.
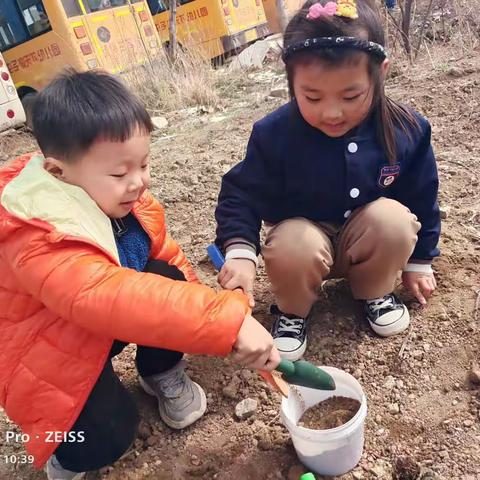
[364,293,410,337]
[269,304,307,361]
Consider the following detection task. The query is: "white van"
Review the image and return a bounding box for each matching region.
[0,52,25,132]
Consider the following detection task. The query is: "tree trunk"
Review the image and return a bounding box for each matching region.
[168,0,177,60]
[276,0,288,32]
[401,0,414,57]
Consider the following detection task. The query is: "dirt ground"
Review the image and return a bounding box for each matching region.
[1,45,479,480]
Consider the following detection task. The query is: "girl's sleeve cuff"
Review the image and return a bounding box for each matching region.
[404,263,433,274]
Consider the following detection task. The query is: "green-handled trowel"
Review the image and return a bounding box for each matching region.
[260,359,336,397]
[276,359,336,390]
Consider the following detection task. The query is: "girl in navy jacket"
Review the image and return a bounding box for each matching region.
[215,0,440,360]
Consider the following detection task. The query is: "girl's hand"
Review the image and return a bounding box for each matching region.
[402,271,437,305]
[218,258,256,308]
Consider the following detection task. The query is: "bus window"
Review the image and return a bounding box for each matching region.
[146,0,166,15]
[0,0,50,51]
[84,0,127,13]
[17,0,51,36]
[60,0,83,17]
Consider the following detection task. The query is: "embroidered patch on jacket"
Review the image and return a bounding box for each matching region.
[378,164,400,188]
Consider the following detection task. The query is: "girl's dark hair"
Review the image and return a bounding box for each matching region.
[284,0,419,164]
[32,69,153,161]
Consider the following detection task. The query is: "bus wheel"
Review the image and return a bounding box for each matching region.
[21,92,38,130]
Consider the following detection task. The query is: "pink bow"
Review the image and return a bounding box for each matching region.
[306,1,338,19]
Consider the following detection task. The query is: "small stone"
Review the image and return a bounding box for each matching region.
[384,375,396,390]
[389,403,400,415]
[146,435,158,447]
[463,419,474,427]
[420,469,439,479]
[439,450,449,459]
[222,385,238,400]
[468,364,480,386]
[269,87,288,98]
[393,456,420,480]
[375,414,383,423]
[371,463,388,477]
[190,454,202,466]
[137,422,151,440]
[447,66,463,77]
[412,350,424,360]
[396,380,405,389]
[353,471,364,480]
[423,343,431,352]
[452,400,459,406]
[235,398,258,420]
[209,115,227,123]
[287,464,305,480]
[151,116,168,130]
[439,205,451,219]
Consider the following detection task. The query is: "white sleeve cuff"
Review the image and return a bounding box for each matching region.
[404,263,433,274]
[225,248,258,267]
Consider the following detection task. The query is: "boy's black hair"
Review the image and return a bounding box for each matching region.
[32,69,153,161]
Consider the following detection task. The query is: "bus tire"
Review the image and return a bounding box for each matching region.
[21,92,38,130]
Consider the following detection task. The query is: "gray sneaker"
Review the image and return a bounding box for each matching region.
[138,360,207,429]
[44,455,85,480]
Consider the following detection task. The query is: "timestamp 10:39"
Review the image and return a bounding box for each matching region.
[4,454,34,464]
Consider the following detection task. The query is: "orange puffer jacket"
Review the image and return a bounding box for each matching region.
[0,154,249,468]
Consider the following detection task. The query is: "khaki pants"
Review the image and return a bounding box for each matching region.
[262,198,421,317]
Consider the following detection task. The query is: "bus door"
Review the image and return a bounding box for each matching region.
[262,0,302,33]
[128,0,160,56]
[0,52,26,130]
[225,0,266,41]
[78,0,156,72]
[176,0,226,52]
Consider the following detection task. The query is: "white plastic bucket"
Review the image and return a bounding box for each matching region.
[280,366,367,476]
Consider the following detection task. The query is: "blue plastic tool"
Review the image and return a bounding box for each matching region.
[207,243,225,271]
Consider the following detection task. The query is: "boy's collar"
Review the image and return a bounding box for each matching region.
[1,154,120,263]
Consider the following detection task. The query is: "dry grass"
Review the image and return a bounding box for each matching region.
[122,46,220,113]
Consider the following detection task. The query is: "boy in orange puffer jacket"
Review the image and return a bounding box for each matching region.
[0,70,280,480]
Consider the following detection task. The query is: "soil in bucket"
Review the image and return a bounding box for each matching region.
[298,396,360,430]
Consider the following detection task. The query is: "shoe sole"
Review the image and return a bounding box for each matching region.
[275,336,307,362]
[44,466,85,480]
[369,306,410,337]
[139,377,207,430]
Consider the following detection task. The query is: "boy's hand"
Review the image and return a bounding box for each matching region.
[218,258,256,308]
[402,271,437,305]
[231,314,281,371]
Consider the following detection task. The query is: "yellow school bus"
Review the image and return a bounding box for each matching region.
[0,51,26,130]
[262,0,302,33]
[0,0,161,101]
[147,0,270,60]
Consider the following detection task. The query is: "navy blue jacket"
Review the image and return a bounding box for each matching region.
[215,102,440,261]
